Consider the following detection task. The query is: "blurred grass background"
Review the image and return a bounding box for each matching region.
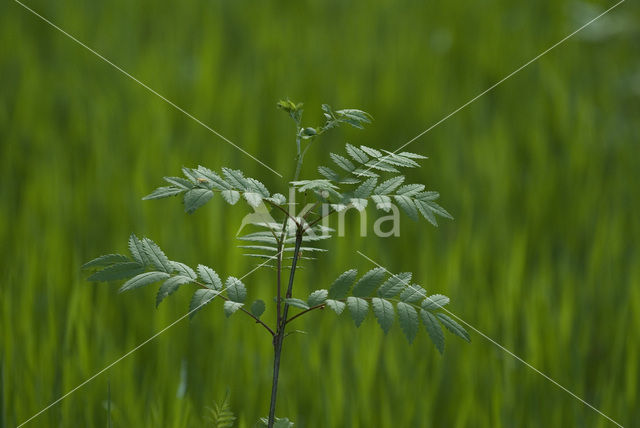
[1,0,639,426]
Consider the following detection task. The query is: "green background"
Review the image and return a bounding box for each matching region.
[1,0,638,426]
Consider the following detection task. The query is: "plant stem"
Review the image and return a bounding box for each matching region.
[268,228,304,427]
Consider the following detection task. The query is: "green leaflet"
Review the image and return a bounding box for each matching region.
[424,200,453,219]
[267,193,286,205]
[87,262,144,282]
[335,110,373,129]
[243,192,263,208]
[359,145,382,158]
[328,269,358,299]
[379,151,420,168]
[396,184,426,196]
[394,195,418,221]
[436,313,470,342]
[142,238,173,273]
[163,176,192,189]
[82,254,129,269]
[171,261,196,280]
[198,265,223,290]
[420,309,445,354]
[326,299,346,315]
[350,198,368,211]
[119,271,170,293]
[372,297,394,334]
[415,199,439,226]
[189,289,220,319]
[347,297,369,327]
[156,275,193,307]
[195,165,231,190]
[128,234,149,265]
[181,166,199,183]
[352,268,386,297]
[397,151,428,159]
[318,166,341,182]
[374,176,405,195]
[142,186,183,200]
[250,300,266,318]
[400,284,427,303]
[245,178,270,197]
[226,277,246,303]
[284,298,309,310]
[221,189,241,205]
[222,168,249,190]
[184,188,214,214]
[422,294,450,310]
[307,289,328,307]
[377,272,412,298]
[353,177,377,198]
[371,195,392,212]
[291,179,338,193]
[396,302,419,344]
[345,143,369,164]
[223,301,244,318]
[330,153,355,172]
[415,190,440,201]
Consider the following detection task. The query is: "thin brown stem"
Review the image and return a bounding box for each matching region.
[285,303,326,324]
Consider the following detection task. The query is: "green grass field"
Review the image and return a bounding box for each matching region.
[1,0,639,426]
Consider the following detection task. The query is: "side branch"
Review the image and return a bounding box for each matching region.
[285,303,326,324]
[193,280,275,336]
